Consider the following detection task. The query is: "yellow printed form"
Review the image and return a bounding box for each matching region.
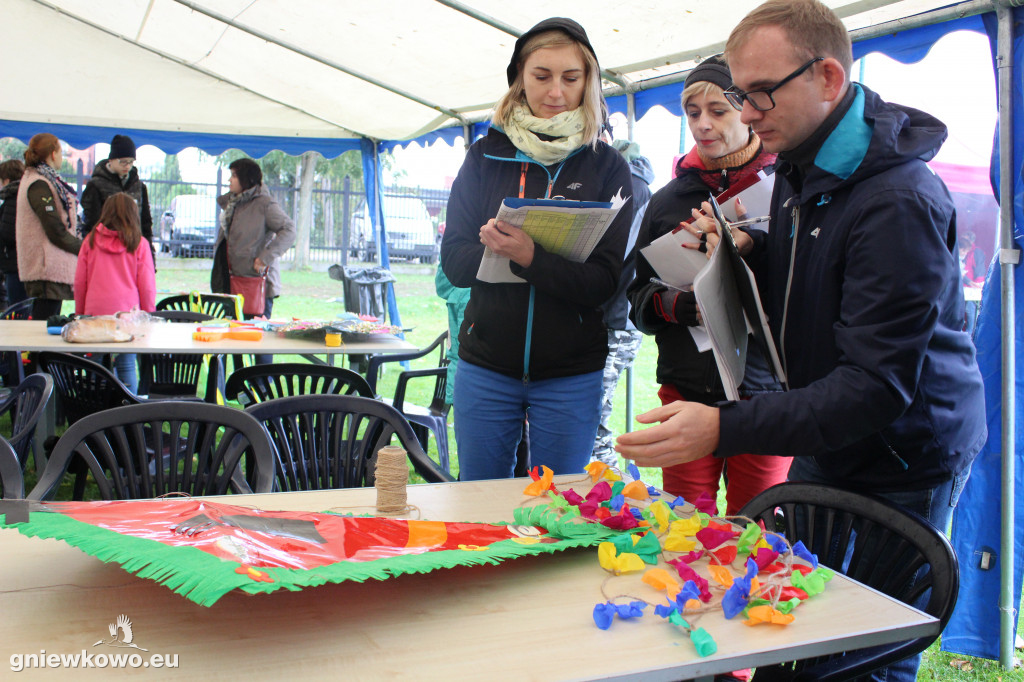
[476,195,627,284]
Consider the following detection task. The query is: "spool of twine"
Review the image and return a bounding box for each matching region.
[375,446,408,515]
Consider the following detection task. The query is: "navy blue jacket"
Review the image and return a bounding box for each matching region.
[718,84,986,492]
[441,127,633,381]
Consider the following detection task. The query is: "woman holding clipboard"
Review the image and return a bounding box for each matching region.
[440,18,632,481]
[627,56,788,515]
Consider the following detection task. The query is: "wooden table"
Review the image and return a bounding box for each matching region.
[0,319,417,356]
[0,476,939,680]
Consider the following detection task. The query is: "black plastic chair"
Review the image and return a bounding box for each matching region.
[156,293,241,320]
[37,352,141,425]
[225,362,374,407]
[244,394,453,492]
[739,482,959,682]
[27,402,275,500]
[37,352,143,498]
[0,373,53,471]
[366,331,452,473]
[1,297,36,385]
[0,436,24,499]
[150,309,214,323]
[144,309,222,401]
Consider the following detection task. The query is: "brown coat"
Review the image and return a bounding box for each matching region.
[214,185,295,298]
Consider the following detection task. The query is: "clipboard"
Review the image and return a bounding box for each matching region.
[707,193,787,386]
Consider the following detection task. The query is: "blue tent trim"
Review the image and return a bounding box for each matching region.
[0,118,361,159]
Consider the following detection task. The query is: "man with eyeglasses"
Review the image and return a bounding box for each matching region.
[618,5,984,676]
[80,134,154,260]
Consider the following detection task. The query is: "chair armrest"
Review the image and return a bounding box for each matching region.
[365,331,447,393]
[408,446,456,483]
[392,366,446,413]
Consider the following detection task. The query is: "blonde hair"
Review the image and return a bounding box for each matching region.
[681,81,726,109]
[725,0,853,78]
[493,29,606,147]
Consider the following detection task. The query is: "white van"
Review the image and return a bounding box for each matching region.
[349,196,438,263]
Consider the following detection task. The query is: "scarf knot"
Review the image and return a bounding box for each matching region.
[502,104,586,166]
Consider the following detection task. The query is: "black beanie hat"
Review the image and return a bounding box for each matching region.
[684,55,733,94]
[109,134,136,160]
[506,17,599,86]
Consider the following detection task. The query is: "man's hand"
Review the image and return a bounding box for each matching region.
[254,256,268,274]
[480,219,535,268]
[615,401,720,467]
[681,201,754,257]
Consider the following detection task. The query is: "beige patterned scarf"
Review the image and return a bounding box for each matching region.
[503,104,587,166]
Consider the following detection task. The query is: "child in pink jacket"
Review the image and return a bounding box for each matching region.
[74,192,156,393]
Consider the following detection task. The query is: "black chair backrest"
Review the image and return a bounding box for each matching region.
[0,298,35,320]
[0,373,53,470]
[0,436,24,499]
[27,401,275,500]
[739,482,959,681]
[225,363,374,406]
[365,330,448,396]
[150,310,215,323]
[138,353,208,399]
[156,294,240,320]
[37,352,139,425]
[244,394,453,491]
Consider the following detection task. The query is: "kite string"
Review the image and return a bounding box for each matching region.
[375,445,410,515]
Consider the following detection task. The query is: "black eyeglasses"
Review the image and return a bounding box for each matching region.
[723,57,824,112]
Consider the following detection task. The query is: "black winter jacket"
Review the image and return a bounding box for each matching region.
[0,181,19,273]
[80,162,153,249]
[628,144,776,401]
[718,84,987,492]
[441,127,633,381]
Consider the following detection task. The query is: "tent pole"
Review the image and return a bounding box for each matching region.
[626,93,636,142]
[995,3,1019,669]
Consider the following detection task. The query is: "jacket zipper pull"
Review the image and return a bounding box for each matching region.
[881,436,909,471]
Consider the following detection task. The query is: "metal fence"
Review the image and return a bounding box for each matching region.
[62,163,450,265]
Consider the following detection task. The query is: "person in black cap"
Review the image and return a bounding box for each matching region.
[440,17,633,481]
[80,134,154,259]
[626,55,787,517]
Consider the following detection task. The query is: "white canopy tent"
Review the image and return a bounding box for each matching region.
[0,0,962,154]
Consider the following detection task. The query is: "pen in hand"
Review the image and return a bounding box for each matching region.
[729,215,771,229]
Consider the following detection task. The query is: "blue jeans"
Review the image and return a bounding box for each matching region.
[5,274,27,308]
[113,353,138,395]
[787,457,971,682]
[453,361,602,481]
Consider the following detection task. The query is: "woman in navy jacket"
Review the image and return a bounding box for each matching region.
[440,17,632,480]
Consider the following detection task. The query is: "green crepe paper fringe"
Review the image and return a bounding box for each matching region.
[2,504,619,607]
